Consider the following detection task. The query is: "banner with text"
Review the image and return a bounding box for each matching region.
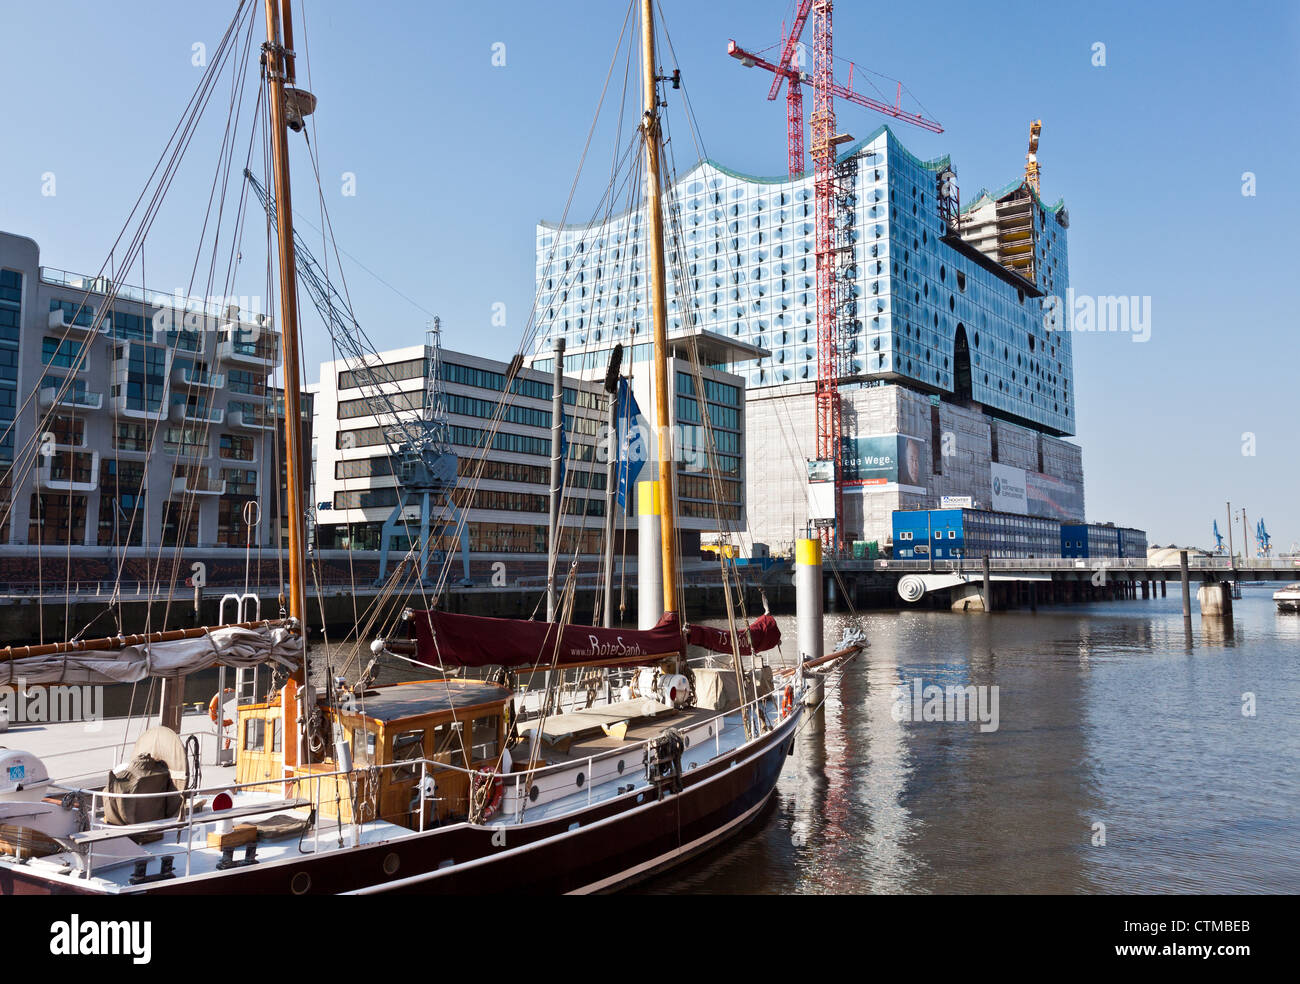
[842,434,927,491]
[990,462,1028,515]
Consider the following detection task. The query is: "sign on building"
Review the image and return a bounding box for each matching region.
[807,459,836,522]
[990,462,1028,515]
[841,434,927,492]
[1025,470,1085,522]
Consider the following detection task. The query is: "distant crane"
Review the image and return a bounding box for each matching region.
[1256,518,1272,558]
[1212,519,1225,555]
[244,170,470,587]
[1025,120,1043,194]
[727,1,942,551]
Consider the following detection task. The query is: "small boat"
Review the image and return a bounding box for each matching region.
[1275,584,1300,613]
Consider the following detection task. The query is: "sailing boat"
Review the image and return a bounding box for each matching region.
[0,0,806,895]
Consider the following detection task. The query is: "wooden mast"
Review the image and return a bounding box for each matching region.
[262,0,310,769]
[640,0,680,619]
[262,0,308,631]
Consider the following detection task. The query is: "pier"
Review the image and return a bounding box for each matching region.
[827,556,1298,612]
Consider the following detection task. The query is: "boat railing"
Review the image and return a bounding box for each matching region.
[66,684,793,881]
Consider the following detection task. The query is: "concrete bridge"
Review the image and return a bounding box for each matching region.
[822,555,1299,612]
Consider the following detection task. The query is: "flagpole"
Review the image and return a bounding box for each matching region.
[601,344,627,629]
[547,337,565,622]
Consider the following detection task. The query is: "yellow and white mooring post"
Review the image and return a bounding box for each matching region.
[796,537,824,663]
[638,480,664,629]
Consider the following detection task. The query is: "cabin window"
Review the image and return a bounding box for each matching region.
[271,717,283,753]
[471,715,500,762]
[430,722,464,765]
[352,727,377,764]
[244,717,265,752]
[392,730,426,781]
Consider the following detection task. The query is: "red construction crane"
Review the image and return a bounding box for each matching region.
[727,1,942,552]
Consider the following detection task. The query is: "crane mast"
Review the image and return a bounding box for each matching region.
[728,2,943,551]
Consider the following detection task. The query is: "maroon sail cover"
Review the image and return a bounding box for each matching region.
[686,613,781,656]
[409,610,685,669]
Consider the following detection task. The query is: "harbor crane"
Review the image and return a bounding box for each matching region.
[244,170,471,588]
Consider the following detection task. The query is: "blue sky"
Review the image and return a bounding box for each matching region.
[1,0,1297,551]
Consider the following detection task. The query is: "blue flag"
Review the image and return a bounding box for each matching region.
[615,378,645,509]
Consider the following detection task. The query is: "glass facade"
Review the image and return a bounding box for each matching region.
[534,125,1075,437]
[97,459,146,546]
[113,342,168,413]
[0,269,21,463]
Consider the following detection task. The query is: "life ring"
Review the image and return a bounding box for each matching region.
[781,685,794,719]
[209,689,234,728]
[472,765,504,821]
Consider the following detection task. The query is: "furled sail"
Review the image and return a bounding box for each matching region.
[686,614,782,656]
[0,624,301,687]
[409,610,686,669]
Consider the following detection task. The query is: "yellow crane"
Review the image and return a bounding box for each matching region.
[1025,119,1042,194]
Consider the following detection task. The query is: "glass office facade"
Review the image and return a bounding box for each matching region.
[533,124,1075,437]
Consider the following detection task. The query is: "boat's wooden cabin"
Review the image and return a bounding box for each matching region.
[235,679,512,829]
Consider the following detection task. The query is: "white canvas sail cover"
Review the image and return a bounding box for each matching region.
[0,624,301,687]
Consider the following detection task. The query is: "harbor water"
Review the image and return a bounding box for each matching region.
[645,586,1300,894]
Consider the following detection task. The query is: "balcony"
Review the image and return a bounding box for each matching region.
[169,400,225,424]
[36,447,100,493]
[40,385,104,411]
[174,366,226,389]
[171,471,226,496]
[47,307,109,340]
[229,408,276,431]
[108,341,174,420]
[216,322,279,370]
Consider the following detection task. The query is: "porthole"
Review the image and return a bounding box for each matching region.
[291,871,311,895]
[576,772,585,788]
[617,759,625,774]
[529,784,540,802]
[383,853,400,875]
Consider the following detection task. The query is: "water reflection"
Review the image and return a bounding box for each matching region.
[643,588,1300,894]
